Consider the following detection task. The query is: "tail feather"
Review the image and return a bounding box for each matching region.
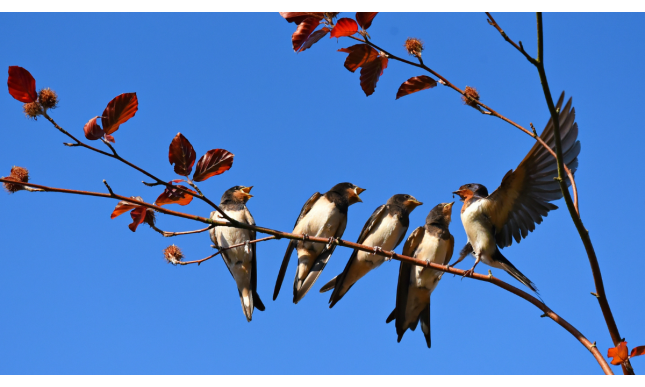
[493,248,539,293]
[320,276,337,293]
[240,288,253,322]
[386,308,396,324]
[253,291,265,311]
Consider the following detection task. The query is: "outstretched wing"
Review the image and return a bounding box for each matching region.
[273,192,322,300]
[483,92,580,248]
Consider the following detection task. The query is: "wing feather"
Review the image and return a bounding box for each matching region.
[483,92,581,248]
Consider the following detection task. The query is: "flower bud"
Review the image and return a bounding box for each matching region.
[163,244,184,265]
[462,86,480,107]
[2,166,29,193]
[23,102,43,120]
[404,38,424,57]
[38,88,59,110]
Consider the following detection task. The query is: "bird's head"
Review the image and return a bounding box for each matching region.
[221,185,254,204]
[330,182,366,205]
[452,183,488,202]
[426,202,454,226]
[388,194,423,213]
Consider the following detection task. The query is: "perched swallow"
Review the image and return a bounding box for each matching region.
[451,93,580,292]
[210,186,265,322]
[385,202,454,348]
[273,182,365,304]
[321,194,423,308]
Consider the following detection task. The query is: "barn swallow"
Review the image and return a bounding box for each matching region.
[385,202,454,348]
[210,186,265,322]
[450,93,580,292]
[321,194,423,308]
[273,182,365,304]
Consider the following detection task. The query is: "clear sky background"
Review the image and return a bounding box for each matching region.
[1,12,644,375]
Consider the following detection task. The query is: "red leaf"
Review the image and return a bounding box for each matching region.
[292,17,320,52]
[356,12,378,30]
[396,75,438,100]
[280,12,323,24]
[128,206,147,232]
[193,149,234,182]
[168,133,196,176]
[101,93,138,135]
[339,44,378,72]
[607,342,629,366]
[360,56,388,96]
[631,345,645,358]
[111,196,144,219]
[105,134,116,143]
[83,116,105,141]
[330,18,358,38]
[154,184,196,206]
[299,27,330,53]
[8,66,37,103]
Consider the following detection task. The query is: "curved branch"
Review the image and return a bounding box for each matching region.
[177,236,276,265]
[345,34,579,215]
[39,111,235,223]
[484,11,629,375]
[1,178,612,374]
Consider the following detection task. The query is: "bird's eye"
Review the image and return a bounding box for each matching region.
[405,195,410,199]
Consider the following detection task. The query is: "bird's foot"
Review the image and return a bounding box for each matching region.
[385,252,396,262]
[372,246,383,256]
[462,267,476,278]
[326,237,336,250]
[302,233,309,241]
[244,240,251,254]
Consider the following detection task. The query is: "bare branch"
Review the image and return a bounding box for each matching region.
[177,236,276,265]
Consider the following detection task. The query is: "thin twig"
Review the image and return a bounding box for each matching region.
[103,179,115,196]
[344,34,580,215]
[152,225,215,238]
[0,177,612,374]
[39,111,235,223]
[177,236,276,265]
[485,11,628,375]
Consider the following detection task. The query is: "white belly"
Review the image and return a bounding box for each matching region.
[356,213,404,268]
[212,209,253,281]
[461,200,495,258]
[414,233,448,290]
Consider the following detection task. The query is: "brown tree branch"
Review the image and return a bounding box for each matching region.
[346,33,579,215]
[177,236,276,266]
[485,11,630,374]
[39,111,235,224]
[0,177,612,374]
[151,225,215,238]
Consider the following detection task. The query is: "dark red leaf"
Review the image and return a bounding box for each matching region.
[330,18,358,38]
[280,12,323,24]
[339,44,378,72]
[111,196,144,219]
[193,149,234,182]
[105,134,116,143]
[356,12,378,30]
[101,93,138,135]
[396,75,438,100]
[154,184,196,206]
[360,56,388,96]
[168,133,196,176]
[83,116,105,141]
[299,27,330,53]
[292,17,320,52]
[631,345,645,358]
[8,66,37,103]
[128,206,147,232]
[608,342,629,366]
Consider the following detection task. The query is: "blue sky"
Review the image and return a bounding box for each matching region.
[1,12,644,375]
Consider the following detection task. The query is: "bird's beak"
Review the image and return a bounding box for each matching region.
[444,201,455,210]
[452,190,468,201]
[240,186,253,199]
[353,187,366,203]
[406,198,423,207]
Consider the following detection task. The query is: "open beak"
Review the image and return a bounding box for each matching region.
[353,187,366,203]
[240,186,253,199]
[452,190,467,201]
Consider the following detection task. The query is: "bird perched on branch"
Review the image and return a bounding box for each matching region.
[451,93,580,292]
[210,185,265,322]
[321,194,423,308]
[273,182,365,304]
[386,202,454,348]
